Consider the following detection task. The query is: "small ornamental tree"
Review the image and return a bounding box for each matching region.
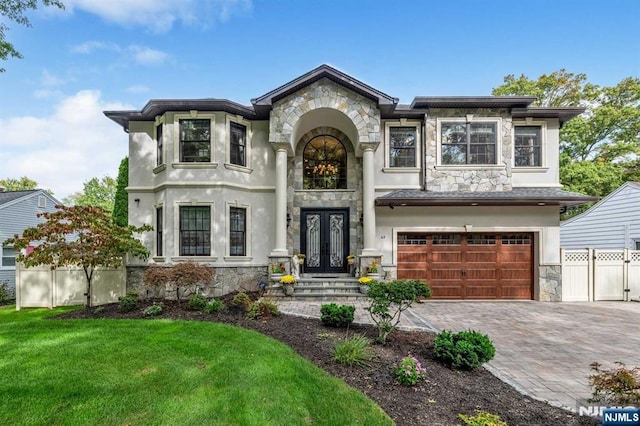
[3,205,151,307]
[142,262,214,301]
[365,280,430,344]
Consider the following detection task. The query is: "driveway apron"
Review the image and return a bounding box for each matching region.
[277,300,640,411]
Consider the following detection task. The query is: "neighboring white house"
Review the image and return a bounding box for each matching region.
[561,181,640,249]
[104,64,595,301]
[0,188,62,298]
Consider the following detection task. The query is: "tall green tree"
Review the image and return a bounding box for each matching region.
[0,176,38,191]
[63,176,116,212]
[0,0,65,72]
[4,205,151,306]
[112,157,129,227]
[493,71,640,207]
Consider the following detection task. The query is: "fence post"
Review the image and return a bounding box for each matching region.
[15,262,21,311]
[623,248,629,301]
[588,248,594,302]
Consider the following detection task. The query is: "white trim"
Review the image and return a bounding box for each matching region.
[174,201,215,258]
[0,245,16,270]
[173,112,216,165]
[512,120,547,168]
[37,195,46,208]
[436,117,502,166]
[384,120,421,170]
[127,182,274,193]
[225,114,252,170]
[154,116,166,167]
[226,201,251,258]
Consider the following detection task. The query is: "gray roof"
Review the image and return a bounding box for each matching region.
[376,187,598,208]
[0,190,39,206]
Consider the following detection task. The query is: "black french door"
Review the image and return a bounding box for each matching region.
[301,209,349,273]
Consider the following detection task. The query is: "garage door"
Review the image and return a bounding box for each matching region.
[397,233,533,300]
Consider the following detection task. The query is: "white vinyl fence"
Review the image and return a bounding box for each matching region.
[15,263,126,310]
[561,249,640,302]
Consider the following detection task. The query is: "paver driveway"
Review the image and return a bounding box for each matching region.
[277,300,640,411]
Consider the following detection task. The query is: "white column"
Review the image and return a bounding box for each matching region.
[270,146,289,256]
[361,144,379,255]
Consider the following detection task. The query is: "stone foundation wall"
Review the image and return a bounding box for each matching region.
[126,265,268,300]
[538,265,562,302]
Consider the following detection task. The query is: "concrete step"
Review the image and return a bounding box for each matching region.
[265,276,368,301]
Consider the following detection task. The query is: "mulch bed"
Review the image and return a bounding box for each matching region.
[57,294,600,426]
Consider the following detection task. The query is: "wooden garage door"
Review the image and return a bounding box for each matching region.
[397,233,533,300]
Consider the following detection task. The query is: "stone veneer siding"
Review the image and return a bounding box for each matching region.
[126,266,266,300]
[288,127,363,256]
[424,108,513,192]
[268,78,381,146]
[538,265,562,302]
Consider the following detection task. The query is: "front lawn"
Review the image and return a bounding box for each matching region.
[0,306,391,426]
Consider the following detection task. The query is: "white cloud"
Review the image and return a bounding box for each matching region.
[0,91,132,200]
[70,41,121,54]
[63,0,252,33]
[129,46,171,66]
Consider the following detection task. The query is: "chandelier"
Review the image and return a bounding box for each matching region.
[312,162,338,176]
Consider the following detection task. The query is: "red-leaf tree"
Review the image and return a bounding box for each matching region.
[3,205,152,306]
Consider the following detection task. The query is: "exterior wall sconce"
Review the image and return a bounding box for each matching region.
[286,213,291,227]
[359,213,363,224]
[134,198,140,206]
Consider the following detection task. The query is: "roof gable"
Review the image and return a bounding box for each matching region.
[0,189,61,211]
[561,181,640,226]
[251,64,398,111]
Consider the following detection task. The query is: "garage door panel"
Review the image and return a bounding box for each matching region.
[397,233,533,300]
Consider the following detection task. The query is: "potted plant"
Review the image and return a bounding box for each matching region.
[279,274,297,296]
[366,260,380,279]
[346,254,355,265]
[270,262,286,281]
[358,276,373,293]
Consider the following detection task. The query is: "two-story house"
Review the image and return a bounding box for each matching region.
[0,188,62,298]
[105,64,595,301]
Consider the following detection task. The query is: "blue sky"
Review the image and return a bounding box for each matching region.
[1,0,638,200]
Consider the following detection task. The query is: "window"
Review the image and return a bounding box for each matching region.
[635,240,640,250]
[179,206,211,256]
[38,195,46,208]
[230,122,246,167]
[467,235,496,245]
[514,126,542,167]
[1,246,16,267]
[156,207,163,257]
[303,135,347,189]
[179,119,210,162]
[432,234,461,245]
[501,234,531,245]
[389,127,416,167]
[229,207,246,256]
[441,121,497,165]
[156,123,164,166]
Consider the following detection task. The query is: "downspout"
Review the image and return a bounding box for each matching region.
[421,113,428,191]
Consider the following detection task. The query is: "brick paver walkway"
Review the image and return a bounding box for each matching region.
[275,299,640,411]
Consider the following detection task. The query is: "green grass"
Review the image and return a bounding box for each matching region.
[0,305,392,426]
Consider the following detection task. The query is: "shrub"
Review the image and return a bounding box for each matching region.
[118,292,138,313]
[143,262,214,301]
[395,354,427,386]
[434,330,495,370]
[410,280,432,299]
[188,293,208,311]
[0,283,9,305]
[589,362,640,405]
[203,299,226,314]
[231,292,251,310]
[333,335,373,367]
[365,280,426,344]
[247,300,279,319]
[458,410,507,426]
[320,303,355,328]
[143,302,164,317]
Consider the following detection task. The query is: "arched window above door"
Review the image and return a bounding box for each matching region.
[303,135,347,189]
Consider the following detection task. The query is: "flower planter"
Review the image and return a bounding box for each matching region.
[359,285,369,294]
[282,284,295,296]
[367,273,380,280]
[271,273,284,282]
